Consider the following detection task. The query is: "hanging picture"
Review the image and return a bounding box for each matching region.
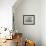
[23,15,35,25]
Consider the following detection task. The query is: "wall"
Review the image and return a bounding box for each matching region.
[13,0,41,46]
[0,0,16,30]
[41,0,46,46]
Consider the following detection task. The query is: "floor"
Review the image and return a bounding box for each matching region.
[0,39,16,46]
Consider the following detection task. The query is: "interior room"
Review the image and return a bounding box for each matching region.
[0,0,46,46]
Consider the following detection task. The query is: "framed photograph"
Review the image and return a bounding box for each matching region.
[23,15,35,25]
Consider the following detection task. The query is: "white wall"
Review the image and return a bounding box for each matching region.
[13,0,46,46]
[0,0,16,29]
[41,0,46,46]
[13,0,41,46]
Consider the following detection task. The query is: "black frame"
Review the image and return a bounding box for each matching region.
[23,15,35,25]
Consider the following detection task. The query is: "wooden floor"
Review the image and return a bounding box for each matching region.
[0,39,16,46]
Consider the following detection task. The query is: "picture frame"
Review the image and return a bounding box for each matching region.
[23,15,35,25]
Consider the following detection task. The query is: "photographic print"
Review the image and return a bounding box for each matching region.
[23,15,35,25]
